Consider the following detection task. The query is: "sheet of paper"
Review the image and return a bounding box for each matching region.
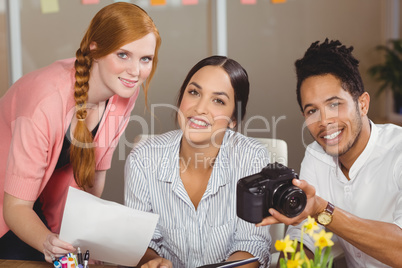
[59,187,159,266]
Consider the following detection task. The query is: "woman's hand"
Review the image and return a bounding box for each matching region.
[141,258,173,268]
[43,233,76,263]
[3,193,75,263]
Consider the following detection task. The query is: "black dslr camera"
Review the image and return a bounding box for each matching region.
[236,162,307,223]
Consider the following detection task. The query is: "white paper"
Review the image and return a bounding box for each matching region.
[59,187,159,266]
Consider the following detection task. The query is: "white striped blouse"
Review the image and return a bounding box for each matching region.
[124,129,271,267]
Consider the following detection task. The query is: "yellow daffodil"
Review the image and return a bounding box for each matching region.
[286,252,304,268]
[275,235,295,254]
[313,229,334,250]
[303,216,319,237]
[276,216,333,268]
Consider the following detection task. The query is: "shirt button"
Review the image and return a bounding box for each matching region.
[356,252,362,258]
[344,186,350,192]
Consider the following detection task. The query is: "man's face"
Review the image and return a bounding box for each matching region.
[300,74,366,157]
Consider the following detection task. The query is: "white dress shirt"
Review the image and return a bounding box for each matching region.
[287,122,402,267]
[124,129,271,267]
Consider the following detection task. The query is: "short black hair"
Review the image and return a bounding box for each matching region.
[295,39,365,111]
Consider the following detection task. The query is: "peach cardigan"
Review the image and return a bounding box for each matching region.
[0,58,139,236]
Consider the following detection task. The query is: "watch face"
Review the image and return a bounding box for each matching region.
[318,212,332,225]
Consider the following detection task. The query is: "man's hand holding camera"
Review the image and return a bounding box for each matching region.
[255,179,326,227]
[236,162,330,227]
[237,162,311,224]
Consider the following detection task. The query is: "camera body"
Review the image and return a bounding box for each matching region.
[236,162,307,223]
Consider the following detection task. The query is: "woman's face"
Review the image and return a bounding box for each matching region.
[90,33,157,100]
[178,65,236,147]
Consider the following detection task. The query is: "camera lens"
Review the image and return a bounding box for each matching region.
[273,185,307,218]
[289,196,300,208]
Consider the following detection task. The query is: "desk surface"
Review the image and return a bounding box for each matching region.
[0,259,120,267]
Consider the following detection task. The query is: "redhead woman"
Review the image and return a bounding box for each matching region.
[0,2,161,262]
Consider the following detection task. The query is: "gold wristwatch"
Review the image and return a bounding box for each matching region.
[316,202,335,226]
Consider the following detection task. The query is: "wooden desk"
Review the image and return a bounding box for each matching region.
[0,259,120,268]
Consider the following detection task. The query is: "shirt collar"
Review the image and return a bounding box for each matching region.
[157,129,233,194]
[348,120,377,179]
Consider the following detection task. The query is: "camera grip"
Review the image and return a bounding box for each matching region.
[236,184,269,223]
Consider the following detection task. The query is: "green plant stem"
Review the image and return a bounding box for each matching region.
[322,247,331,266]
[314,247,321,265]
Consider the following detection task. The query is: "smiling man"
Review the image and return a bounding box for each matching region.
[259,39,402,267]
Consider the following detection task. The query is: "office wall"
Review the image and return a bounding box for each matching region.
[0,0,8,96]
[226,0,385,186]
[1,0,389,204]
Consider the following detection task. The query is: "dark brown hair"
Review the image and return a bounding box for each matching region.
[176,55,250,129]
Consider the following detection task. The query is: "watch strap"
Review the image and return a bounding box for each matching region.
[325,202,335,215]
[316,202,335,226]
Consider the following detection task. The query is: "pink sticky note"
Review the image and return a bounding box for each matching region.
[82,0,100,4]
[241,0,257,4]
[150,0,166,6]
[182,0,198,5]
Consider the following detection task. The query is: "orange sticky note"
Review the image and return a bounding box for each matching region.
[150,0,166,6]
[271,0,286,3]
[40,0,59,14]
[241,0,257,4]
[182,0,198,5]
[82,0,100,4]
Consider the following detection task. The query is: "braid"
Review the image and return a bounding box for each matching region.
[67,2,161,190]
[70,46,95,189]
